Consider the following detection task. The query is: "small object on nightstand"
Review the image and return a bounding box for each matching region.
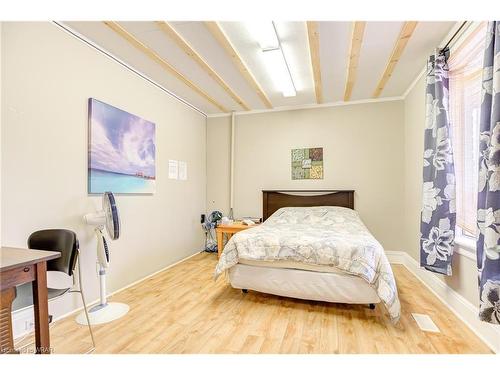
[242,216,262,224]
[242,219,254,226]
[221,216,233,225]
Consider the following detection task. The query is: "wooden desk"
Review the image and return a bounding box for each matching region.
[215,222,259,258]
[0,247,60,354]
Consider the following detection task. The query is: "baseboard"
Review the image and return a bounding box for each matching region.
[384,250,407,265]
[12,250,204,340]
[386,250,500,354]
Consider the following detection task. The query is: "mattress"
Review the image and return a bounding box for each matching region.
[228,263,381,304]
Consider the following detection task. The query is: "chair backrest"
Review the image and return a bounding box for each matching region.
[27,229,79,276]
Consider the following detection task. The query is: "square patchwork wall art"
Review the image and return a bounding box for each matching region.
[291,147,323,180]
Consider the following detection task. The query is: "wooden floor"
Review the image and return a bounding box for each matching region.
[17,252,492,354]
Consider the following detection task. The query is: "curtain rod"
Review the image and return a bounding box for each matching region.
[442,21,468,51]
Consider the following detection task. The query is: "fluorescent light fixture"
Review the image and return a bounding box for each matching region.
[261,48,296,97]
[246,22,297,97]
[245,22,279,50]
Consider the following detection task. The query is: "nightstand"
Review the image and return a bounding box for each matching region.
[216,222,259,258]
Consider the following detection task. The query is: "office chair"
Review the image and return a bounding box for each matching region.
[13,229,95,353]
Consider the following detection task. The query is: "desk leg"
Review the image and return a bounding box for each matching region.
[0,287,18,354]
[216,230,223,258]
[32,261,50,354]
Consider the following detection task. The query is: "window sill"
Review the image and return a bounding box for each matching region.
[454,235,477,261]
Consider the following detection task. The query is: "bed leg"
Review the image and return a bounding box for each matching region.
[369,303,376,310]
[242,289,248,294]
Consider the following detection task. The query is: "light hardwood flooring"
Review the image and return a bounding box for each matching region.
[16,252,492,354]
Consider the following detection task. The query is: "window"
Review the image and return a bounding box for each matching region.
[449,22,487,237]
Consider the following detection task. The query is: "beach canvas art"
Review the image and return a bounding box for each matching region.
[88,98,156,194]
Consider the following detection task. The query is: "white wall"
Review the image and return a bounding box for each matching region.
[403,75,480,306]
[1,22,206,329]
[207,100,406,252]
[206,115,231,216]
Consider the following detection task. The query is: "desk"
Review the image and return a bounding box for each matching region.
[0,247,60,354]
[215,222,259,258]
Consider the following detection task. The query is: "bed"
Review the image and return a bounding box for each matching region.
[214,190,401,322]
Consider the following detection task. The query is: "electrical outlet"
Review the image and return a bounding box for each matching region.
[24,319,34,331]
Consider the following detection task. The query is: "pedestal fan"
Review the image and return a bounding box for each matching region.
[76,192,129,325]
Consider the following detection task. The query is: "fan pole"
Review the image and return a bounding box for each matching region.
[99,265,107,306]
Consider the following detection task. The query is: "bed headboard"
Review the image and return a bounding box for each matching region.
[262,190,354,221]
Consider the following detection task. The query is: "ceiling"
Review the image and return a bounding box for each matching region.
[63,21,456,115]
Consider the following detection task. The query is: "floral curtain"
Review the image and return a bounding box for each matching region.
[420,50,456,276]
[477,21,500,325]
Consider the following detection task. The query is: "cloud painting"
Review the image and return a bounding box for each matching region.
[88,98,156,194]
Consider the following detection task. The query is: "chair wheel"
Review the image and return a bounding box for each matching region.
[242,289,248,294]
[369,303,376,310]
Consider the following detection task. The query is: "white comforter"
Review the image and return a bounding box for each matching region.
[214,206,401,322]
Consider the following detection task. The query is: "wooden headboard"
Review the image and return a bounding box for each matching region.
[262,190,354,221]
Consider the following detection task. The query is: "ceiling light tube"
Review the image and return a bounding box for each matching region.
[246,22,279,50]
[247,22,297,97]
[261,48,297,97]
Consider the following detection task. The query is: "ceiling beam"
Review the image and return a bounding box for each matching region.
[306,21,323,104]
[156,21,250,111]
[344,21,366,102]
[103,21,228,113]
[373,21,418,98]
[204,21,273,109]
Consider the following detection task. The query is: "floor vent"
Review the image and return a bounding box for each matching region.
[411,313,440,333]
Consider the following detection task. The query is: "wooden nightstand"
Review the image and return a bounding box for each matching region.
[216,222,259,258]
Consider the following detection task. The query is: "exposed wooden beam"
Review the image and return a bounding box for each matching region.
[373,21,418,98]
[156,21,250,111]
[204,21,273,109]
[103,21,228,113]
[344,21,366,102]
[306,21,323,104]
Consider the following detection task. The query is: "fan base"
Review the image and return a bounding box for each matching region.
[76,302,129,325]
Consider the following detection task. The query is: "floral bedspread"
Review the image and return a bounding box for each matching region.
[214,206,401,322]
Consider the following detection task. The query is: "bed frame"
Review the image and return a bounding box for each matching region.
[262,190,355,221]
[230,189,377,309]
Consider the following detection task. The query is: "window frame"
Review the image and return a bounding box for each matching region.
[454,227,477,260]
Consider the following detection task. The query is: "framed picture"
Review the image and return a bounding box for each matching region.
[88,98,156,194]
[291,147,323,180]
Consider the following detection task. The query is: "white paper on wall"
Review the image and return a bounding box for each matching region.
[168,160,178,180]
[179,161,187,181]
